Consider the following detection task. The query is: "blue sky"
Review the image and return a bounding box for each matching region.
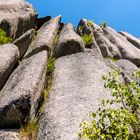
[27,0,140,37]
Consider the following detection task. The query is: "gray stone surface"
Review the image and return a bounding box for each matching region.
[13,29,35,57]
[37,49,115,140]
[119,31,140,49]
[24,16,61,58]
[53,23,85,58]
[103,27,140,66]
[0,130,19,140]
[0,0,37,39]
[0,51,48,128]
[0,44,20,90]
[93,29,121,59]
[115,59,139,82]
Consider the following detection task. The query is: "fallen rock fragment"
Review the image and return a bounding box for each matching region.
[24,16,61,58]
[13,29,35,57]
[0,51,48,128]
[53,23,85,58]
[0,44,20,90]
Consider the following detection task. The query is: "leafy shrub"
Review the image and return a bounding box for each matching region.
[100,21,107,28]
[0,28,12,45]
[82,33,93,47]
[78,69,140,140]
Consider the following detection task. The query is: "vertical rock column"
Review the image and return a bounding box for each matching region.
[0,44,20,90]
[24,16,61,58]
[53,23,85,58]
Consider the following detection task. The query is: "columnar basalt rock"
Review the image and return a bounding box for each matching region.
[103,27,140,66]
[119,31,140,49]
[24,16,61,58]
[0,44,20,90]
[0,51,48,128]
[53,23,85,58]
[13,29,35,58]
[93,29,122,59]
[0,0,37,39]
[0,130,19,140]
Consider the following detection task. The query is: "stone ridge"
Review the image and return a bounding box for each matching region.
[0,1,139,140]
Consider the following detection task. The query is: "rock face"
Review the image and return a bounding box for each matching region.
[0,44,20,90]
[115,59,139,82]
[13,29,35,57]
[0,0,37,39]
[0,130,19,140]
[53,23,85,58]
[37,49,114,140]
[0,51,48,128]
[93,29,121,59]
[24,16,61,58]
[119,31,140,49]
[103,27,140,66]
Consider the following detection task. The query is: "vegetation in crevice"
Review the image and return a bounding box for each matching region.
[79,20,94,48]
[19,118,39,140]
[78,69,140,140]
[100,21,107,28]
[19,32,59,140]
[0,28,12,45]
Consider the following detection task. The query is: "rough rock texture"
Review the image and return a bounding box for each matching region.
[0,130,19,140]
[24,16,61,58]
[119,31,140,49]
[0,44,20,90]
[0,0,37,39]
[103,27,140,66]
[0,51,48,128]
[13,29,35,57]
[93,29,121,59]
[77,18,92,36]
[53,23,85,58]
[37,49,115,140]
[115,59,139,82]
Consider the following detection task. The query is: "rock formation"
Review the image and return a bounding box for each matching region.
[0,0,139,140]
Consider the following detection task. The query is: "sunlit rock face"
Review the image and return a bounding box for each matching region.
[0,0,37,39]
[0,1,140,140]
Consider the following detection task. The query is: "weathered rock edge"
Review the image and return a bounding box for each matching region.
[53,23,85,58]
[24,16,61,58]
[0,51,48,128]
[0,44,20,90]
[13,29,35,58]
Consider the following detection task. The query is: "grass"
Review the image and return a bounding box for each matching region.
[19,118,39,140]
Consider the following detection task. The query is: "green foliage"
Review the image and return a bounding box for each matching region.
[87,20,94,28]
[82,33,93,47]
[0,28,12,45]
[44,58,55,98]
[78,69,140,140]
[100,21,107,28]
[133,69,140,78]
